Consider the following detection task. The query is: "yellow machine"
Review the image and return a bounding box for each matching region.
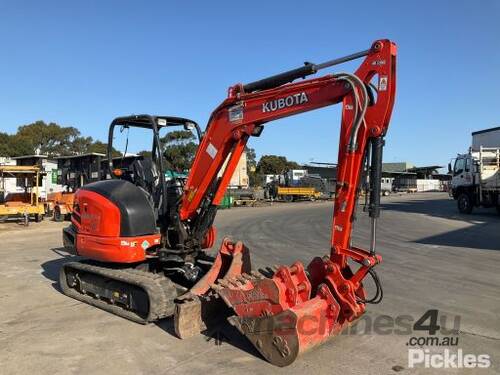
[0,165,45,224]
[277,186,321,201]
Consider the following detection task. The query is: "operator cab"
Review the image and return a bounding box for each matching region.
[107,115,202,221]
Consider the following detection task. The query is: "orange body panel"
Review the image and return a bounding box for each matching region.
[76,232,160,263]
[72,189,160,263]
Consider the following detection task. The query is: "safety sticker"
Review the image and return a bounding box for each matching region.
[206,142,218,159]
[141,240,150,250]
[228,104,244,122]
[379,76,388,91]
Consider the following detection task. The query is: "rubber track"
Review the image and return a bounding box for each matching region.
[59,261,184,324]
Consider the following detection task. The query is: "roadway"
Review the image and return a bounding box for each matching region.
[0,193,499,374]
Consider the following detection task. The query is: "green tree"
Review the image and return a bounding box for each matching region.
[245,147,262,187]
[16,120,83,156]
[161,130,198,172]
[256,155,300,175]
[0,121,125,158]
[0,132,11,156]
[69,136,94,155]
[0,132,32,157]
[246,147,256,170]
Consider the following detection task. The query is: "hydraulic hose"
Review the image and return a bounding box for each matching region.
[333,73,369,152]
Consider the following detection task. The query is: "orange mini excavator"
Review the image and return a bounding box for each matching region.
[60,39,396,366]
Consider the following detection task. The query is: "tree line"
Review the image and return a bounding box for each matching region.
[0,121,302,186]
[0,121,114,157]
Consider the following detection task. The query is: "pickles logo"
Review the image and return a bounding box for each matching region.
[262,92,308,113]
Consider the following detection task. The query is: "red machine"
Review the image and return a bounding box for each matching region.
[60,39,396,366]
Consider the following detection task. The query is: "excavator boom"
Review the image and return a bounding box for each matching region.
[173,39,397,366]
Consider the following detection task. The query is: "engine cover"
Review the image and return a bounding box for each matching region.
[69,179,160,263]
[79,179,156,237]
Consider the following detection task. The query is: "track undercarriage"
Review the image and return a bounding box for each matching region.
[59,238,251,328]
[59,261,186,324]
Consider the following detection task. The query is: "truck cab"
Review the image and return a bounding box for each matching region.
[451,154,474,189]
[450,148,500,214]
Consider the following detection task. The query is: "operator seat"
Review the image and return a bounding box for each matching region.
[131,157,159,194]
[131,157,163,218]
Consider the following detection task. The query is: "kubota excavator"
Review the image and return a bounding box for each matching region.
[60,39,396,366]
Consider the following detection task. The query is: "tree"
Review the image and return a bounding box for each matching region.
[256,155,301,175]
[246,147,256,171]
[0,121,123,158]
[0,132,32,157]
[161,130,198,172]
[245,147,262,187]
[16,121,83,156]
[0,132,12,156]
[69,136,94,155]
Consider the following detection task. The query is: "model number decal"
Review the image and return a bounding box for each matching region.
[228,104,244,122]
[262,92,308,113]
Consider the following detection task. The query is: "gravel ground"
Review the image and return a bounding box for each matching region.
[0,192,499,374]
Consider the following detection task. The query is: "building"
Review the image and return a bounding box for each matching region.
[303,164,337,180]
[218,151,249,189]
[471,126,500,150]
[382,162,415,173]
[382,162,450,192]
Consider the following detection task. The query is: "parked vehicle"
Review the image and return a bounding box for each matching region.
[450,146,500,214]
[0,165,45,224]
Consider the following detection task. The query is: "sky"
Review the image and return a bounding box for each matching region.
[0,0,499,168]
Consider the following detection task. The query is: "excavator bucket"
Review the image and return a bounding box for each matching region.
[212,256,373,367]
[174,238,251,338]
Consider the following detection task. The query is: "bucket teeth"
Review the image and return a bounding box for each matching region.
[211,283,223,291]
[228,278,241,287]
[216,279,231,288]
[236,275,248,283]
[251,270,264,279]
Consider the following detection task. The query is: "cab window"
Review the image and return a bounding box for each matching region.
[465,158,471,172]
[454,158,465,175]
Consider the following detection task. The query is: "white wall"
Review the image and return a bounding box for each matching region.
[416,179,442,192]
[42,160,63,198]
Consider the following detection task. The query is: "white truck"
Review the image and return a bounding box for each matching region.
[450,127,500,214]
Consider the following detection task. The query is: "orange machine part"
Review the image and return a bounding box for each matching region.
[71,189,160,263]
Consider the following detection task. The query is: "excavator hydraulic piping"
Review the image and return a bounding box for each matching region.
[314,48,371,70]
[243,48,371,93]
[369,136,384,254]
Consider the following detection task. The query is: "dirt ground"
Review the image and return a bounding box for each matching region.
[0,193,499,374]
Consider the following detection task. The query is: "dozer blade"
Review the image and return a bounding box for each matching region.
[214,258,368,366]
[60,261,187,324]
[174,238,251,338]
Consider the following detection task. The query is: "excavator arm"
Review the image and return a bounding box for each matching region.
[180,39,395,249]
[174,39,397,366]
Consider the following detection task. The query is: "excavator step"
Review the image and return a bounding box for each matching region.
[59,261,187,324]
